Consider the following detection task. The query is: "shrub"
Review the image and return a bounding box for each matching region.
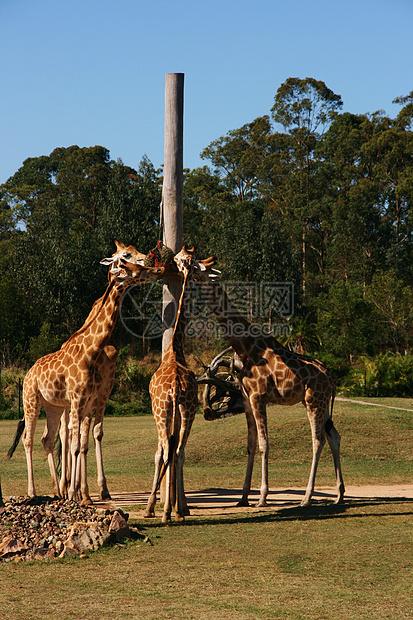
[340,352,413,397]
[0,366,25,419]
[106,347,160,417]
[28,322,61,364]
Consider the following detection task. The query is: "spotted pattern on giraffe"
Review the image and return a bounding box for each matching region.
[201,280,345,508]
[8,252,166,505]
[144,257,199,523]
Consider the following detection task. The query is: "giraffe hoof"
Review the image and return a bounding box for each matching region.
[236,500,250,507]
[256,501,268,508]
[335,484,345,504]
[99,490,112,501]
[175,514,185,522]
[300,499,311,507]
[80,498,94,507]
[143,510,155,519]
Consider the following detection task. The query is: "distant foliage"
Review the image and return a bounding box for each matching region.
[341,353,413,397]
[0,147,161,364]
[105,346,160,417]
[0,78,412,382]
[0,367,26,419]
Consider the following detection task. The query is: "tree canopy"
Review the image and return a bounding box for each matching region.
[1,77,412,370]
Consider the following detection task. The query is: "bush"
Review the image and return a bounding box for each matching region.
[105,347,160,417]
[0,366,26,420]
[340,352,413,397]
[28,322,62,365]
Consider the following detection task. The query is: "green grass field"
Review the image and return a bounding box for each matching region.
[0,398,412,619]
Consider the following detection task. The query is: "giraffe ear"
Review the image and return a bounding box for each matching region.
[193,256,221,281]
[100,256,114,265]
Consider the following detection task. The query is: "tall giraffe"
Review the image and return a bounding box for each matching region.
[144,249,198,522]
[198,279,345,507]
[8,246,165,504]
[113,244,218,521]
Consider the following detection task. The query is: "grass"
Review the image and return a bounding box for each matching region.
[0,398,412,619]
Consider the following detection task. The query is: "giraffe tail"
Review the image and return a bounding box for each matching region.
[167,377,181,467]
[7,419,25,459]
[325,382,336,437]
[154,382,180,492]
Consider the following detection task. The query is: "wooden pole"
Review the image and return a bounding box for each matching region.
[162,73,184,356]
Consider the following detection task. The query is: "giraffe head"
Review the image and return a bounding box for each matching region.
[174,246,220,282]
[100,242,165,284]
[101,241,146,270]
[103,241,220,283]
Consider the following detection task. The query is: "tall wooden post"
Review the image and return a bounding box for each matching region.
[162,73,184,356]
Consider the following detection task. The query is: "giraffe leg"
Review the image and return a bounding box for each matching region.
[78,414,93,506]
[301,404,326,507]
[175,403,194,520]
[59,409,70,498]
[41,402,64,497]
[21,384,41,498]
[162,452,173,523]
[325,413,345,503]
[238,399,258,507]
[93,349,116,500]
[181,484,190,517]
[68,405,81,501]
[175,446,186,521]
[175,424,187,521]
[93,413,111,500]
[144,443,163,518]
[252,399,269,507]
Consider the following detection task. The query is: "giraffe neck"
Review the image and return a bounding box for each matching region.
[63,280,124,358]
[163,270,190,366]
[206,281,279,358]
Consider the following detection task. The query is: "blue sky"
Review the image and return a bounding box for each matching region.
[1,0,412,184]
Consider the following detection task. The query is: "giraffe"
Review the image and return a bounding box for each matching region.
[112,244,219,521]
[57,317,118,501]
[8,245,165,504]
[144,249,198,522]
[197,278,345,508]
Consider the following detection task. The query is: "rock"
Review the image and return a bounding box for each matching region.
[0,535,27,558]
[59,521,111,558]
[33,546,50,560]
[109,510,130,540]
[0,496,138,563]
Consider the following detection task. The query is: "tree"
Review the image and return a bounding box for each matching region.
[313,281,377,361]
[200,116,273,202]
[317,112,388,286]
[0,147,162,361]
[362,100,413,282]
[270,78,343,296]
[366,271,413,353]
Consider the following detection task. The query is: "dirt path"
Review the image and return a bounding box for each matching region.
[91,484,413,518]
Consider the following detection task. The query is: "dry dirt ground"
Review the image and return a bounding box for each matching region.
[91,485,413,518]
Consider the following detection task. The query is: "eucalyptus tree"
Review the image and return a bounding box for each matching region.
[316,112,385,286]
[270,77,343,295]
[363,94,413,281]
[0,147,161,359]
